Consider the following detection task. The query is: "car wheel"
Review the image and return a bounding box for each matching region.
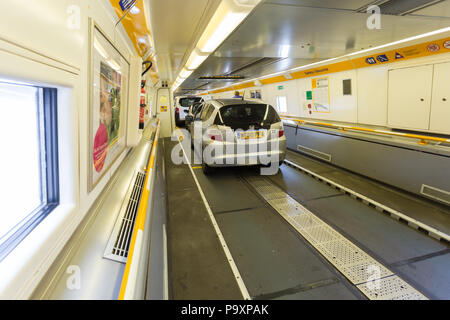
[202,162,214,175]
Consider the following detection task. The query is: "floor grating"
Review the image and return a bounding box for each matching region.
[246,176,428,300]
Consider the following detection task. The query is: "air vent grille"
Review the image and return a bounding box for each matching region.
[104,171,146,263]
[297,145,332,162]
[358,0,444,15]
[421,184,450,205]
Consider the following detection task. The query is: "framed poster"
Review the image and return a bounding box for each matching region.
[88,20,130,191]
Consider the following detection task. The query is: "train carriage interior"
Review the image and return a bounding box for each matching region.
[0,0,449,305]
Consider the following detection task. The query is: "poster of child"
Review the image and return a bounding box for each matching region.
[100,61,121,146]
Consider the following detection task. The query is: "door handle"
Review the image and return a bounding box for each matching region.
[420,98,424,102]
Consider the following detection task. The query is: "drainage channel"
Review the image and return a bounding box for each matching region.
[245,176,428,300]
[283,159,450,244]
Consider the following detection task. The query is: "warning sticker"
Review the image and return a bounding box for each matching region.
[427,44,440,52]
[444,40,450,49]
[119,0,136,12]
[376,54,389,63]
[395,52,404,59]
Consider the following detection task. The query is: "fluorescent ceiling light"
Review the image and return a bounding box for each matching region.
[280,45,290,58]
[347,27,450,57]
[200,27,450,95]
[176,0,262,89]
[187,50,209,70]
[200,12,246,53]
[179,69,193,79]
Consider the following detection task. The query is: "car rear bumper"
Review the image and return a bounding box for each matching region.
[202,139,287,167]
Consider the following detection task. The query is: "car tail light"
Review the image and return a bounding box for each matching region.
[279,130,284,138]
[176,107,179,114]
[209,133,223,142]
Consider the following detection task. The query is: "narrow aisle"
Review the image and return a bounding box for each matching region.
[163,138,242,300]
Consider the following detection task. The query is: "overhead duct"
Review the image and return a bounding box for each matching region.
[223,57,285,77]
[357,0,445,15]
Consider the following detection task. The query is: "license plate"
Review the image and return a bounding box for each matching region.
[238,131,265,140]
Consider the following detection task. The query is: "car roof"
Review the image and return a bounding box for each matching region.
[210,99,266,108]
[178,96,203,100]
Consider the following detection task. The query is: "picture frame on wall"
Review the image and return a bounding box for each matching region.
[88,19,130,191]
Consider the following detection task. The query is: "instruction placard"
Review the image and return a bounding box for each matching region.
[312,77,330,113]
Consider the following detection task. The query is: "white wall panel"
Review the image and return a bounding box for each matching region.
[0,0,140,298]
[387,65,434,131]
[207,52,450,132]
[430,61,450,134]
[357,66,388,126]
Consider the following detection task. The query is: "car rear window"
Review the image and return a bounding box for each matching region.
[180,97,202,108]
[192,103,202,114]
[217,104,281,130]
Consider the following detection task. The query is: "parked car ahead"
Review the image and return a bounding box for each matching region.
[185,101,203,129]
[190,99,286,174]
[174,96,203,127]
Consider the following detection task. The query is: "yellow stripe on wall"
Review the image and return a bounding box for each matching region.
[204,37,450,95]
[109,0,159,84]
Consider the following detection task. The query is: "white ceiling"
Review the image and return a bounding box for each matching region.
[262,0,372,10]
[146,0,221,82]
[145,0,450,93]
[413,0,450,17]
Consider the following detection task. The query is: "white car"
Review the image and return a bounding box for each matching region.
[190,99,287,174]
[174,96,203,126]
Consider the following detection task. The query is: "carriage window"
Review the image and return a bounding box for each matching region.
[276,96,288,113]
[0,81,59,261]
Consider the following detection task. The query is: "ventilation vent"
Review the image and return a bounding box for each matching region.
[297,145,332,162]
[104,171,146,263]
[358,0,444,15]
[421,184,450,205]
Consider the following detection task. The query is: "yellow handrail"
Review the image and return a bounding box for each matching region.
[281,116,450,145]
[118,119,160,300]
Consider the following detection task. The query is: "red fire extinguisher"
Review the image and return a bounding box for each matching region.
[139,83,146,130]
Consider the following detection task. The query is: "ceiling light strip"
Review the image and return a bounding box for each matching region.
[173,0,262,92]
[201,31,450,95]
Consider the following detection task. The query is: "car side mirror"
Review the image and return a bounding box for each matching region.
[184,110,189,114]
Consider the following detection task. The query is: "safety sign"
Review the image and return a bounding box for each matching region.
[395,52,404,59]
[119,0,136,12]
[444,40,450,49]
[427,44,440,52]
[376,54,389,62]
[366,57,377,65]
